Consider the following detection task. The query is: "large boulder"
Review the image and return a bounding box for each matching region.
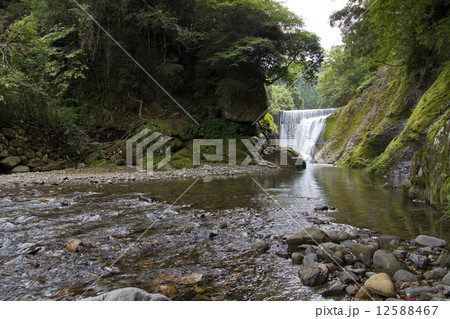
[287,228,331,253]
[298,262,329,287]
[80,287,170,301]
[373,250,407,277]
[364,273,397,298]
[415,235,447,248]
[218,78,267,123]
[0,156,21,169]
[262,147,306,169]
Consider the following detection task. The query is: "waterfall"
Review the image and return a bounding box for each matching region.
[278,109,335,162]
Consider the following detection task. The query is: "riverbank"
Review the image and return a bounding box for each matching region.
[0,164,279,188]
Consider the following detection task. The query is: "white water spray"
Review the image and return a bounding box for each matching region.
[278,109,335,162]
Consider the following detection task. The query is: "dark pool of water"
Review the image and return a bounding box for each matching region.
[0,165,447,300]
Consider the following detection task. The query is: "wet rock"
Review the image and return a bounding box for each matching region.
[286,228,331,252]
[393,269,417,282]
[439,253,450,268]
[275,251,290,259]
[326,230,350,243]
[344,254,355,265]
[219,221,228,229]
[364,273,397,298]
[355,286,373,300]
[291,252,305,265]
[406,253,428,269]
[251,242,270,255]
[10,165,30,173]
[393,249,407,260]
[373,250,407,276]
[442,271,450,286]
[298,262,329,287]
[340,240,356,248]
[154,284,178,295]
[423,268,447,280]
[66,238,83,253]
[197,228,217,239]
[81,287,169,301]
[307,217,327,225]
[303,253,318,266]
[313,205,328,211]
[416,247,433,256]
[350,243,375,267]
[39,197,56,203]
[322,283,346,297]
[338,271,358,285]
[403,287,437,298]
[0,156,21,169]
[60,199,75,206]
[146,213,159,223]
[415,235,447,248]
[172,273,204,285]
[346,285,359,296]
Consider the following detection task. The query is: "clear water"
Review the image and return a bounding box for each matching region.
[0,165,447,300]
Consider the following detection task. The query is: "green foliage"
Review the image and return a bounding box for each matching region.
[259,113,278,135]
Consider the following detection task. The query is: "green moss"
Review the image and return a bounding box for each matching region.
[259,113,278,135]
[88,159,115,168]
[366,65,450,175]
[323,110,339,142]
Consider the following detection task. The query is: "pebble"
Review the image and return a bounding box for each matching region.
[65,238,83,253]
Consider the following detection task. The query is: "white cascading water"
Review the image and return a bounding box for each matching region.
[278,109,335,162]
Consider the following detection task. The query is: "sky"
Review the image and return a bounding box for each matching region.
[282,0,349,51]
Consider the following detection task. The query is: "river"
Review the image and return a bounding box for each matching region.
[0,164,448,300]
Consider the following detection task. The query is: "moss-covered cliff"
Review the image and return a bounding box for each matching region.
[317,65,449,206]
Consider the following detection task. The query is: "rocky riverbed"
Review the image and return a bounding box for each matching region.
[0,165,279,188]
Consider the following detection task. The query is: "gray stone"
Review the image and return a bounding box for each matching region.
[303,253,318,266]
[346,285,359,295]
[10,165,30,173]
[393,250,407,260]
[197,228,217,239]
[298,263,329,287]
[322,283,346,297]
[0,156,21,169]
[373,250,407,277]
[439,253,450,268]
[81,287,170,301]
[366,272,376,278]
[415,235,447,248]
[416,247,433,256]
[406,253,428,269]
[251,242,270,255]
[442,271,450,286]
[338,271,358,284]
[423,268,447,280]
[344,254,355,265]
[393,269,417,282]
[326,230,350,243]
[286,228,331,253]
[350,243,376,267]
[340,240,356,248]
[9,138,25,148]
[1,128,16,139]
[403,287,437,297]
[291,252,305,265]
[0,149,8,158]
[146,213,159,223]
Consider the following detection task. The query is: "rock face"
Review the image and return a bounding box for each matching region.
[373,250,407,276]
[219,79,267,123]
[287,228,331,253]
[298,263,329,287]
[350,243,376,267]
[414,235,447,248]
[364,273,397,298]
[81,287,170,301]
